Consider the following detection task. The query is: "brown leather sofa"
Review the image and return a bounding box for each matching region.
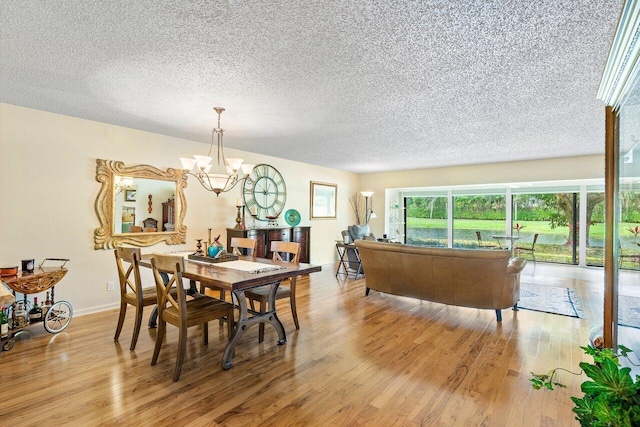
[355,240,527,321]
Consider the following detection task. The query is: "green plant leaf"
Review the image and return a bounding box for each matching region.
[530,377,544,390]
[571,395,597,425]
[630,405,640,426]
[529,370,567,390]
[581,345,620,366]
[580,359,637,401]
[619,345,632,358]
[592,395,631,427]
[536,346,639,426]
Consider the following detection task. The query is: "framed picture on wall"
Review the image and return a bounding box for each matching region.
[125,189,137,202]
[310,181,337,219]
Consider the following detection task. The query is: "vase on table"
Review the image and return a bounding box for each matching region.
[208,235,224,258]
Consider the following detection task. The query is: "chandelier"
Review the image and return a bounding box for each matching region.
[180,107,254,196]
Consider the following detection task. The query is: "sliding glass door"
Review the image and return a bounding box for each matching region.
[452,194,506,249]
[512,193,579,264]
[618,189,640,270]
[402,187,603,267]
[615,77,640,359]
[405,196,447,247]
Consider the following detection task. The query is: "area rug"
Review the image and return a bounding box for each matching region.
[518,283,586,319]
[619,295,640,329]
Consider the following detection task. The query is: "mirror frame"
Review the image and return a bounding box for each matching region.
[94,159,187,249]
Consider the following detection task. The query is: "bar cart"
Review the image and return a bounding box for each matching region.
[1,258,72,352]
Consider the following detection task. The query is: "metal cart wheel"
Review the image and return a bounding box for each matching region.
[43,301,73,333]
[3,338,15,351]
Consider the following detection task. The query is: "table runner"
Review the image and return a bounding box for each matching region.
[212,260,287,274]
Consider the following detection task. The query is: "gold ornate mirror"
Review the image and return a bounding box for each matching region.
[94,159,187,249]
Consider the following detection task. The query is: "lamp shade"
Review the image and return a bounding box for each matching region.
[360,191,374,197]
[208,173,230,190]
[240,163,255,176]
[226,158,244,172]
[194,155,213,169]
[180,157,196,170]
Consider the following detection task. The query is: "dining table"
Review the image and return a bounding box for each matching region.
[139,253,322,369]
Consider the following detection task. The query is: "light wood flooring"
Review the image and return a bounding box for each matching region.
[0,262,634,426]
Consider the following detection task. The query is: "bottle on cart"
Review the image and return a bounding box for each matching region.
[29,297,42,323]
[42,291,51,318]
[14,301,28,328]
[1,307,8,338]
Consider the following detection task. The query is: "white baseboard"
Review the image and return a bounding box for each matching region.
[73,302,120,317]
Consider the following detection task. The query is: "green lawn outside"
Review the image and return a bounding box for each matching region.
[406,218,610,239]
[405,218,640,268]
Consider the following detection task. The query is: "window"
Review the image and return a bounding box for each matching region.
[406,196,447,247]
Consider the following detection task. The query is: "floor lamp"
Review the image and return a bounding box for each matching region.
[361,191,374,224]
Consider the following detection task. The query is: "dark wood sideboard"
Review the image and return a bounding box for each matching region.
[226,226,311,263]
[161,200,174,231]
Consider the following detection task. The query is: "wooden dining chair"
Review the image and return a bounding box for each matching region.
[143,217,158,230]
[150,254,234,382]
[114,247,160,351]
[514,233,539,262]
[129,225,143,232]
[230,237,258,257]
[245,241,301,343]
[204,238,258,303]
[208,237,260,304]
[476,231,497,249]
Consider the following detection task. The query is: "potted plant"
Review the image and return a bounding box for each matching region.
[513,222,526,236]
[530,345,640,426]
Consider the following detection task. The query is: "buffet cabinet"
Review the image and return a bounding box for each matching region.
[161,201,175,231]
[226,226,311,263]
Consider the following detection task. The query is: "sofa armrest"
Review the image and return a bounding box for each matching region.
[506,257,527,276]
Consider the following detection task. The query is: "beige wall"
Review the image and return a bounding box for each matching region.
[361,155,604,237]
[0,103,360,314]
[0,102,605,314]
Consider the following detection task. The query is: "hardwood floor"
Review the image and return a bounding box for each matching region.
[0,262,625,426]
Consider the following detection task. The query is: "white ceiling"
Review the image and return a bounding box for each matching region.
[0,1,623,174]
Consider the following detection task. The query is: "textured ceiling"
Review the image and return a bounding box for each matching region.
[0,1,623,173]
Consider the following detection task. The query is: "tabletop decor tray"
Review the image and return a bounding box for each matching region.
[188,253,238,264]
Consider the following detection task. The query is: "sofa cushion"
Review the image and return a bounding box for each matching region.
[348,224,370,242]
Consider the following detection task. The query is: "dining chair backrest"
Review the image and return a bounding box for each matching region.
[531,233,539,249]
[143,217,159,229]
[129,225,143,232]
[151,254,187,322]
[270,241,300,263]
[114,247,142,298]
[231,237,258,256]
